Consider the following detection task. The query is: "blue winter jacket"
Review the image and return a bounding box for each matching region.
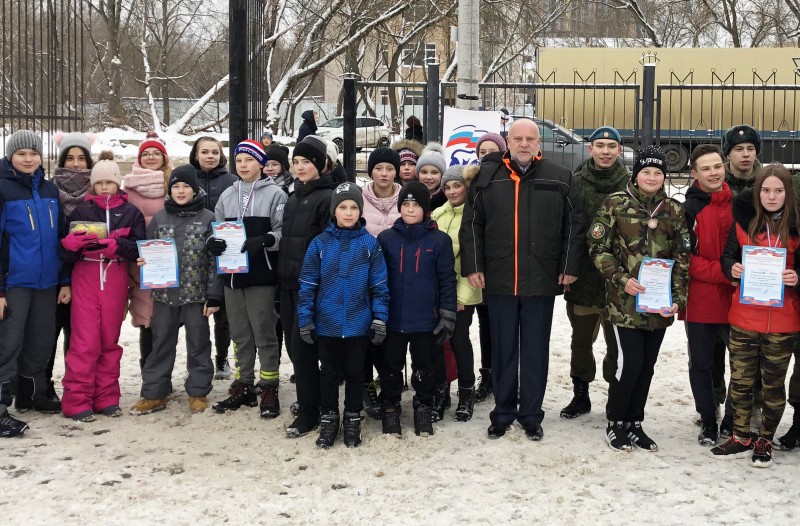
[297,219,389,338]
[0,157,66,295]
[377,217,457,333]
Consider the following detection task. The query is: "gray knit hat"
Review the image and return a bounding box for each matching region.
[440,164,466,191]
[330,182,364,216]
[5,130,43,159]
[416,143,447,177]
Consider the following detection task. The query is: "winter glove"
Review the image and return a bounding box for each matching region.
[96,238,118,259]
[240,234,275,255]
[299,323,316,345]
[62,231,98,252]
[206,237,227,256]
[433,309,456,346]
[369,319,386,345]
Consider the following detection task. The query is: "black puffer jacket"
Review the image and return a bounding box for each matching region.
[277,175,338,289]
[189,145,238,212]
[460,151,585,296]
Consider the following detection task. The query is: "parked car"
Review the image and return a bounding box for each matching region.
[315,116,392,151]
[512,116,635,172]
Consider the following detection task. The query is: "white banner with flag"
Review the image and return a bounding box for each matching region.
[442,107,502,168]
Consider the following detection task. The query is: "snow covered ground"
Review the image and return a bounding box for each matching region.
[3,297,799,525]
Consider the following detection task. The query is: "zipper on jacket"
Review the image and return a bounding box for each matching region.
[400,244,404,273]
[415,246,421,273]
[48,201,54,229]
[105,195,112,234]
[26,204,35,230]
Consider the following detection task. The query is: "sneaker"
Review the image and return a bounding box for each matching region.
[212,383,257,413]
[71,410,96,422]
[381,404,401,436]
[343,411,362,448]
[698,421,719,446]
[214,359,231,380]
[316,410,340,449]
[606,421,632,452]
[129,398,168,415]
[289,401,300,417]
[363,381,381,420]
[414,403,434,437]
[188,396,208,414]
[99,405,123,417]
[627,421,658,452]
[286,412,320,438]
[710,435,754,459]
[259,386,280,418]
[0,410,29,437]
[751,437,774,468]
[719,416,733,439]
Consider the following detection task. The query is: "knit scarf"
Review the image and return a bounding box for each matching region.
[52,166,91,216]
[123,163,167,199]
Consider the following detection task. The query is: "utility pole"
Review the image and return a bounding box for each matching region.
[455,0,480,110]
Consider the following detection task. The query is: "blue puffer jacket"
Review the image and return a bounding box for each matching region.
[377,217,456,333]
[0,158,66,295]
[297,219,389,338]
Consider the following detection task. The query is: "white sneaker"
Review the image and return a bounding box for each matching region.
[214,361,231,380]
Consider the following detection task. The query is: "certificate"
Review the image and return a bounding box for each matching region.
[740,245,787,307]
[635,258,675,313]
[212,221,249,274]
[137,239,179,289]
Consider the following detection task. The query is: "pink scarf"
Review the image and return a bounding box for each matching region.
[122,163,166,199]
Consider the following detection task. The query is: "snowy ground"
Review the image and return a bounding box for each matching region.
[3,296,799,525]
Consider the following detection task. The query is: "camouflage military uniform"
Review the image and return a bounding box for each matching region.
[588,183,690,330]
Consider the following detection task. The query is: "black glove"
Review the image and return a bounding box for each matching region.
[433,309,456,346]
[240,234,275,254]
[206,298,221,309]
[369,319,386,345]
[299,323,316,345]
[206,237,227,256]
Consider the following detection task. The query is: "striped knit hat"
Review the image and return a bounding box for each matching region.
[235,139,267,166]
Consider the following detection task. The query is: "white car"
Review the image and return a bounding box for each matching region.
[316,117,392,151]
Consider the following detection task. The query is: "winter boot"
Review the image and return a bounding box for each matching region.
[431,383,451,422]
[363,380,381,420]
[343,411,363,448]
[381,403,402,436]
[44,380,60,403]
[259,385,280,418]
[214,357,231,380]
[212,383,258,413]
[14,376,61,414]
[474,368,492,403]
[454,386,475,422]
[698,421,719,446]
[129,398,168,415]
[777,408,800,450]
[316,410,340,449]
[0,409,29,437]
[286,410,320,438]
[413,399,434,437]
[560,379,591,419]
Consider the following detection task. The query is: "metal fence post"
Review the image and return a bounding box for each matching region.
[342,73,357,182]
[229,0,248,171]
[641,62,657,148]
[426,62,440,143]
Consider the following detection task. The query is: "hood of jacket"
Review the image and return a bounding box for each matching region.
[301,110,317,124]
[391,138,424,157]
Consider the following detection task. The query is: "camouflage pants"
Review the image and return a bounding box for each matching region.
[565,303,618,384]
[729,326,796,440]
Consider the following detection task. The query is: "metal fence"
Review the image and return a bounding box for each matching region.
[1,0,86,159]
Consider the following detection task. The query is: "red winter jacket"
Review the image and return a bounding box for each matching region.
[721,190,800,334]
[680,182,735,323]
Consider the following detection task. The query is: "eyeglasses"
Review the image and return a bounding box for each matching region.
[142,151,163,158]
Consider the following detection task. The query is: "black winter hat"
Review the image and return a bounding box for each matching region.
[368,147,401,177]
[293,135,327,174]
[265,145,290,171]
[397,181,431,214]
[632,146,667,183]
[168,164,200,195]
[722,125,761,156]
[330,182,364,216]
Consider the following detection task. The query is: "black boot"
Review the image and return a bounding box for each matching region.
[454,386,475,422]
[381,403,402,436]
[342,411,362,448]
[316,410,340,449]
[560,379,591,419]
[474,368,492,403]
[431,382,451,422]
[778,408,800,450]
[363,380,381,420]
[212,383,257,413]
[14,376,61,414]
[44,380,60,403]
[413,398,434,437]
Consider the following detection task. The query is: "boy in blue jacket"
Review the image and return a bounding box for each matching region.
[377,181,457,437]
[297,183,389,448]
[0,131,69,436]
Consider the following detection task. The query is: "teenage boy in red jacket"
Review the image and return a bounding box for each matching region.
[680,144,735,446]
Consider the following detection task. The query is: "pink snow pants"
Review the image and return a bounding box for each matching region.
[61,260,129,417]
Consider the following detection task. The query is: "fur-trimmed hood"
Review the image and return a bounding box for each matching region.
[463,164,479,187]
[390,138,424,157]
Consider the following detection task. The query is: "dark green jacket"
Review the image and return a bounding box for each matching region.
[564,159,629,307]
[724,160,761,196]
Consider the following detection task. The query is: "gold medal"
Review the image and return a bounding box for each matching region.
[648,218,658,229]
